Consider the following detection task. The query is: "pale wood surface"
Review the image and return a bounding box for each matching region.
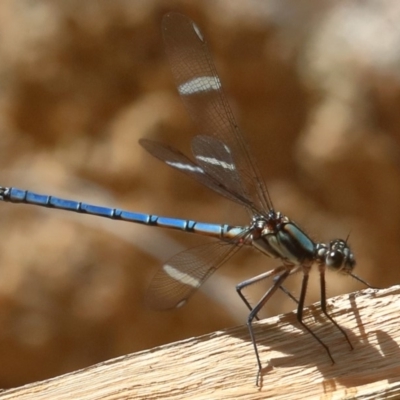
[1,285,399,400]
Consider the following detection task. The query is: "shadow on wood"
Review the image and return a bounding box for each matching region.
[1,286,399,399]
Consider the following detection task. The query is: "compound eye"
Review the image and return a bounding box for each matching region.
[326,251,344,269]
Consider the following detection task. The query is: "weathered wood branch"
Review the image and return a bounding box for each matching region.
[1,285,399,399]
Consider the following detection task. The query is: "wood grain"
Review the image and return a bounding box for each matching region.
[1,285,399,400]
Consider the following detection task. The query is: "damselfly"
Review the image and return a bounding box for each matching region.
[0,13,372,385]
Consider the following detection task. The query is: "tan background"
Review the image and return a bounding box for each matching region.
[0,0,399,388]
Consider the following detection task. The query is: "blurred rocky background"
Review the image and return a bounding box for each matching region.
[0,0,399,388]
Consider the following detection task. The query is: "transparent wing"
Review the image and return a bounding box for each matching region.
[191,135,258,212]
[145,240,244,310]
[140,138,251,207]
[162,12,273,213]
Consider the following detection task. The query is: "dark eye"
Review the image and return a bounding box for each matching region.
[327,251,344,269]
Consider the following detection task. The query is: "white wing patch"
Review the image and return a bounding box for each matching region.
[195,155,235,171]
[178,76,221,95]
[163,264,201,287]
[166,161,203,173]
